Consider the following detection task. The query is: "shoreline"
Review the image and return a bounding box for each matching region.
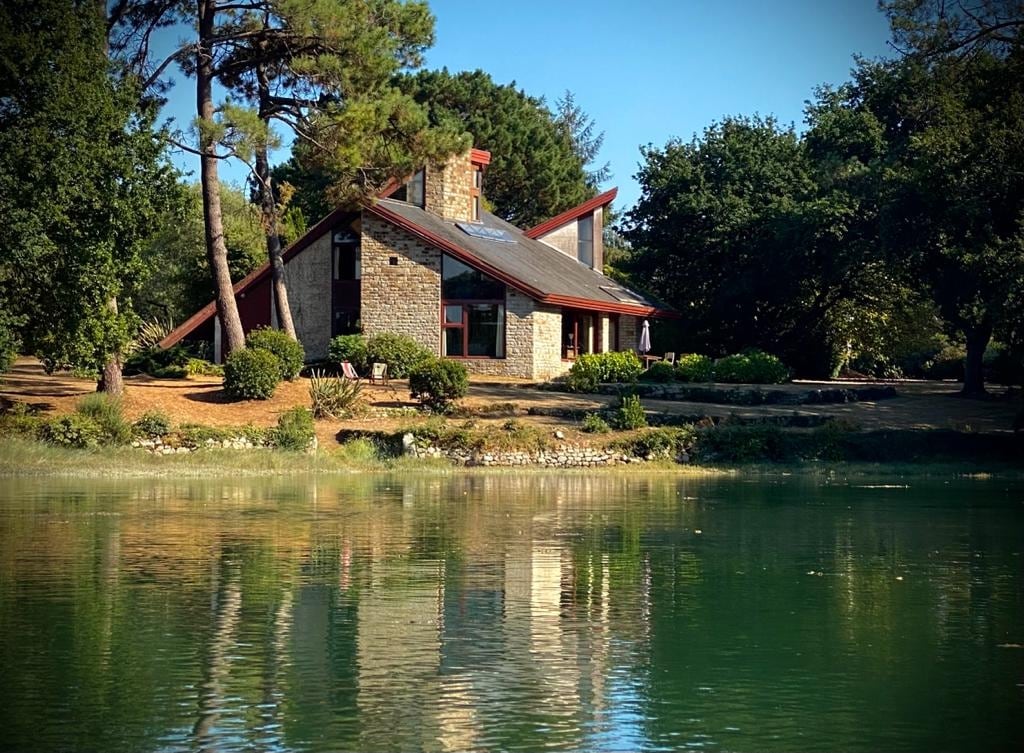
[1,437,1020,481]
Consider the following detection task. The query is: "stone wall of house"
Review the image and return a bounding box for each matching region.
[619,315,640,353]
[360,212,442,354]
[424,151,474,223]
[285,230,333,360]
[533,303,569,380]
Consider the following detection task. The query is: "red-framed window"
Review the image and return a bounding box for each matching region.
[561,309,595,360]
[441,254,506,359]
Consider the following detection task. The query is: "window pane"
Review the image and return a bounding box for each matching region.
[444,305,463,324]
[335,245,359,280]
[577,215,594,267]
[444,327,464,357]
[442,255,504,299]
[408,169,424,207]
[466,303,503,358]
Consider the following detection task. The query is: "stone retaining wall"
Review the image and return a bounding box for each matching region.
[405,436,645,467]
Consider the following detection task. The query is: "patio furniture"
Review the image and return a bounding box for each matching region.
[370,362,388,385]
[340,361,361,381]
[663,352,676,365]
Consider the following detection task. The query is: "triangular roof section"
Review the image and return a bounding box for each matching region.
[160,187,672,349]
[525,188,617,239]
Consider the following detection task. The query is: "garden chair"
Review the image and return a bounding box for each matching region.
[664,352,676,365]
[370,362,388,385]
[340,361,361,381]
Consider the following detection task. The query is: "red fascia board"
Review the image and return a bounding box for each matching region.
[470,148,491,166]
[159,204,355,348]
[525,188,618,239]
[542,293,679,319]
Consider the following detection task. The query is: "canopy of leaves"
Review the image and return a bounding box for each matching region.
[396,69,594,227]
[139,183,267,325]
[0,0,178,375]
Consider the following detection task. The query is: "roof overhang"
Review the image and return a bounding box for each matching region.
[525,188,618,239]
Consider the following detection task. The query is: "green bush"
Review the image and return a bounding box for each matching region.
[923,343,965,380]
[75,394,131,445]
[614,426,696,458]
[675,353,714,382]
[40,413,102,448]
[367,332,432,378]
[272,406,315,451]
[641,360,675,382]
[132,410,171,438]
[693,424,791,462]
[0,403,42,439]
[713,350,789,384]
[223,347,281,400]
[328,334,369,373]
[246,327,305,380]
[151,364,188,379]
[123,343,190,377]
[409,358,469,412]
[185,358,223,377]
[612,393,647,430]
[566,351,643,392]
[581,412,611,434]
[309,369,363,419]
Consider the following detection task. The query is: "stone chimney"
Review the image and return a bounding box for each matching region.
[424,148,491,223]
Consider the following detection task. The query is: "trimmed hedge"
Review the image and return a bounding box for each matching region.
[409,358,469,412]
[675,353,714,382]
[367,332,433,378]
[223,348,281,400]
[566,351,643,392]
[246,327,305,380]
[713,350,790,384]
[328,334,369,373]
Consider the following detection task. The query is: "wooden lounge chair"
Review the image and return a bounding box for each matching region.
[340,361,361,381]
[370,362,388,385]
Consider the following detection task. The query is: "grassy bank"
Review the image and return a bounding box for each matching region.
[1,436,1021,481]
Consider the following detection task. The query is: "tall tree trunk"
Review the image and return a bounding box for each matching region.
[98,298,125,395]
[197,0,245,356]
[962,321,992,397]
[255,62,296,339]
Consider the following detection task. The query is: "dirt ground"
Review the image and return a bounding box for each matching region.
[1,357,1020,446]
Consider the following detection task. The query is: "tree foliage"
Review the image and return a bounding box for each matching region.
[0,0,177,378]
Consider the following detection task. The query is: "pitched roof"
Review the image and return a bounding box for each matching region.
[160,190,672,348]
[525,187,617,239]
[368,199,672,316]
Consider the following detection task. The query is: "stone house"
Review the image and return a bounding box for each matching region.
[161,148,674,380]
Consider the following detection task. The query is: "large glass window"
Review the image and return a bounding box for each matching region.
[577,215,594,266]
[441,254,505,358]
[391,168,425,207]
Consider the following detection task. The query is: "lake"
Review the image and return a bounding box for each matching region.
[0,473,1021,752]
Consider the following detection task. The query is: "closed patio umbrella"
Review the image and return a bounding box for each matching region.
[638,319,651,354]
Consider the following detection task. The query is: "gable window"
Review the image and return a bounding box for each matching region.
[391,168,425,207]
[441,254,505,358]
[577,215,594,266]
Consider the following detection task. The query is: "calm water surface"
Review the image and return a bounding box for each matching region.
[0,473,1022,752]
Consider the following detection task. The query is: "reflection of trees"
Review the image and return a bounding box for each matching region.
[2,475,1023,752]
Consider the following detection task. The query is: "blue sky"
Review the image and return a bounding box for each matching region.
[159,0,894,214]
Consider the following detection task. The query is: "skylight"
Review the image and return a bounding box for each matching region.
[456,222,516,244]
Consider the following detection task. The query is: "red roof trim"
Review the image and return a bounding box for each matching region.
[470,148,491,166]
[543,294,678,319]
[159,204,355,348]
[525,188,618,239]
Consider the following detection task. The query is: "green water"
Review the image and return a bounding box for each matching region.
[0,473,1021,752]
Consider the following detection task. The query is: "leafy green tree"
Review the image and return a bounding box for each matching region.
[0,0,177,393]
[396,69,593,227]
[139,183,266,325]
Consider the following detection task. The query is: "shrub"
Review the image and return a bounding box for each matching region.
[614,426,696,458]
[675,353,714,383]
[75,394,131,445]
[612,393,647,430]
[693,424,791,462]
[272,406,315,451]
[409,358,469,412]
[185,358,223,377]
[713,350,789,384]
[923,343,966,380]
[151,364,188,379]
[366,332,432,378]
[123,343,190,377]
[223,347,281,400]
[39,414,102,448]
[133,410,171,438]
[246,327,305,380]
[641,360,675,382]
[328,334,368,373]
[309,369,363,419]
[566,351,643,392]
[581,412,611,434]
[0,403,42,439]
